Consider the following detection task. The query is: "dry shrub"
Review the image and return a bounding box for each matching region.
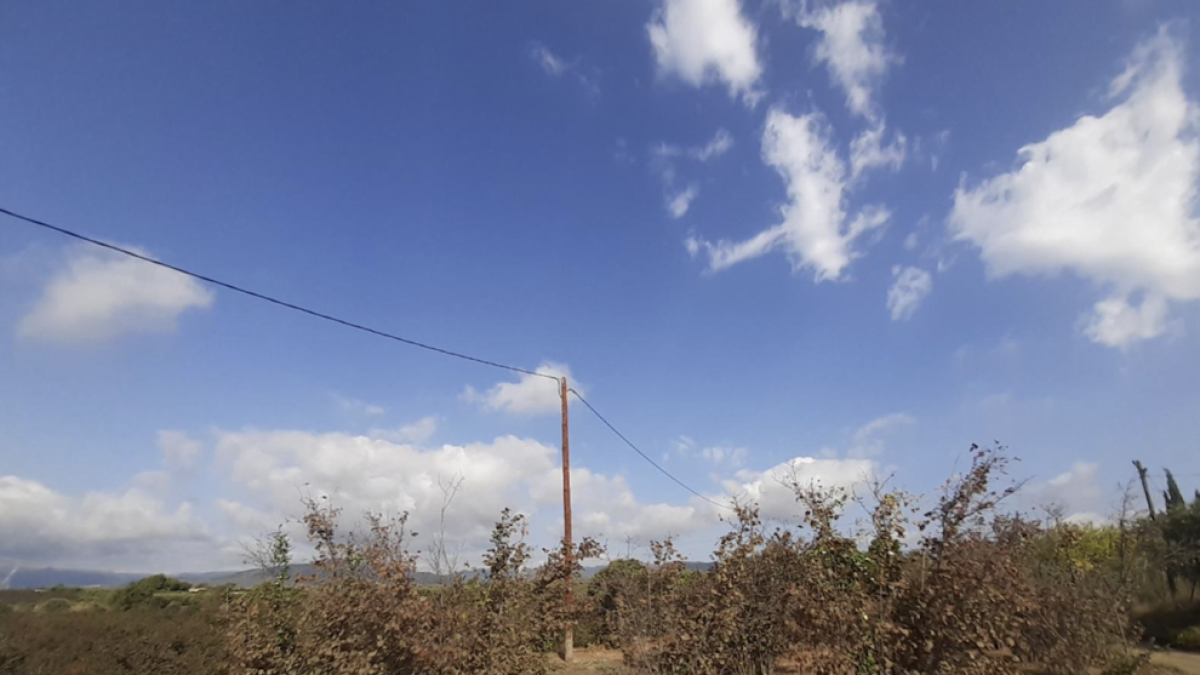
[610,445,1142,675]
[226,500,599,675]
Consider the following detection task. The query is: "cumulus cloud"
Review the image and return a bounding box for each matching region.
[158,430,203,473]
[370,416,439,444]
[791,0,896,121]
[0,476,213,570]
[647,0,763,103]
[463,362,577,416]
[950,28,1200,349]
[18,246,214,344]
[1082,293,1174,348]
[216,430,560,546]
[1023,462,1110,525]
[688,109,890,280]
[723,456,877,521]
[0,408,922,571]
[215,427,722,563]
[887,266,933,321]
[707,413,910,521]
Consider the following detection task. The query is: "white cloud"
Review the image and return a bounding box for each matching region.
[655,128,736,163]
[215,427,722,563]
[887,266,933,321]
[463,362,577,416]
[791,0,896,121]
[950,28,1200,349]
[529,466,715,542]
[216,430,560,547]
[0,476,213,570]
[531,43,567,77]
[668,435,748,467]
[667,185,699,218]
[371,416,439,444]
[158,430,202,472]
[18,246,214,344]
[847,412,914,458]
[0,408,921,571]
[1023,462,1110,525]
[689,109,890,280]
[647,0,763,103]
[723,456,876,521]
[1082,293,1173,348]
[700,445,748,466]
[850,121,906,180]
[653,129,735,218]
[332,393,386,417]
[692,128,735,161]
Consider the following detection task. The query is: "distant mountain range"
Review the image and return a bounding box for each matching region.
[0,561,714,590]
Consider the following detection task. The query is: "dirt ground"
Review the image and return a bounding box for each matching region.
[547,647,1200,675]
[549,649,629,674]
[1151,649,1200,675]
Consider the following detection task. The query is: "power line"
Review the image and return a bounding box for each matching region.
[0,206,557,382]
[4,205,726,509]
[569,388,731,509]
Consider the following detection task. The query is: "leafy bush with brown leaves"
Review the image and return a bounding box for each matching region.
[608,446,1143,675]
[225,500,600,675]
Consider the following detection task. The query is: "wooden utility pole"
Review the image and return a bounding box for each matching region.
[1133,460,1158,521]
[560,376,574,662]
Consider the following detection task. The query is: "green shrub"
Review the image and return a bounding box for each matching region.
[1173,625,1200,651]
[111,574,191,611]
[1136,600,1200,647]
[35,598,72,613]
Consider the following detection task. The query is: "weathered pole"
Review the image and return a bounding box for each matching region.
[560,376,574,661]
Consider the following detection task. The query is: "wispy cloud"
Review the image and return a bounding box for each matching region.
[529,42,600,98]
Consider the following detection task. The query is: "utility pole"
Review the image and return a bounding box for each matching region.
[1133,460,1158,521]
[1133,460,1178,595]
[560,376,574,662]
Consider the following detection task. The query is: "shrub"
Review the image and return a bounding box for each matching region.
[1173,625,1200,651]
[34,598,72,613]
[0,609,227,674]
[111,574,191,611]
[225,500,584,675]
[609,445,1142,675]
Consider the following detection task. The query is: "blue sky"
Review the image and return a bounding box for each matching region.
[2,0,1200,572]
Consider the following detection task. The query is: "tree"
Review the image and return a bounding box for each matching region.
[1163,469,1187,514]
[1157,468,1200,599]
